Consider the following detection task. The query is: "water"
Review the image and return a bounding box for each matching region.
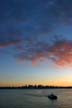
[0,89,72,108]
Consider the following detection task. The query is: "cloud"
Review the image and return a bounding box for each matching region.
[0,0,72,67]
[0,40,21,48]
[48,38,72,67]
[13,35,72,68]
[0,0,72,42]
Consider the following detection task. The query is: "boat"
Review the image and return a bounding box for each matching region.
[48,93,57,100]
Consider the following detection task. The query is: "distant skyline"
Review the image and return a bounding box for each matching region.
[0,0,72,87]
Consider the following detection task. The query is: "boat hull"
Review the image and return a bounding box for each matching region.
[48,95,57,100]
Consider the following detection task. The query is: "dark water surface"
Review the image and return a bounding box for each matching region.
[0,89,72,108]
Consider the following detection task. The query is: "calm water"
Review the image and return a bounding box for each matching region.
[0,89,72,108]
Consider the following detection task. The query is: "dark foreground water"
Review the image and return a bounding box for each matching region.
[0,89,72,108]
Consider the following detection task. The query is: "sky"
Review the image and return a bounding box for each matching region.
[0,0,72,87]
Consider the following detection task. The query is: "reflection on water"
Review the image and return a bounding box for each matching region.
[0,89,72,108]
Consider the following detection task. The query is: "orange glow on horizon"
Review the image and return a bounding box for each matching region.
[0,80,72,87]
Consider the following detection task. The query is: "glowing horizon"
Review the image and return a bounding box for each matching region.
[0,80,72,87]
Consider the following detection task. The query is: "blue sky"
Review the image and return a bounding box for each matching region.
[0,0,72,86]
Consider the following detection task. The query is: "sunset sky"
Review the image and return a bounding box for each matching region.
[0,0,72,87]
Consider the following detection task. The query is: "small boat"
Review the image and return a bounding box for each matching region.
[48,93,57,100]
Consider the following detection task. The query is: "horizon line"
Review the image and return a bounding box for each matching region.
[0,85,72,88]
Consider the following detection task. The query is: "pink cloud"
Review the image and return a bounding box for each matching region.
[0,40,21,48]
